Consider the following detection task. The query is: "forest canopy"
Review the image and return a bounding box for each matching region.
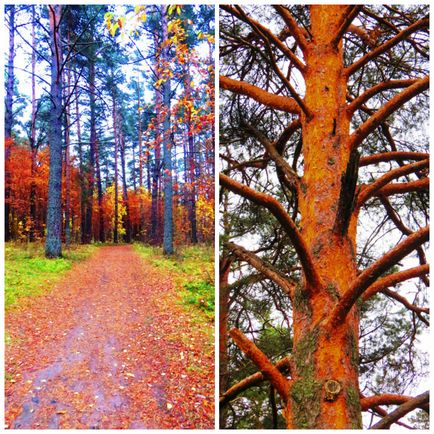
[5,4,215,256]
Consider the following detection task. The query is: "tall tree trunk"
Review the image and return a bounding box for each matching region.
[29,5,37,242]
[120,131,131,243]
[64,37,72,248]
[45,4,63,258]
[95,139,105,242]
[136,78,145,241]
[151,32,162,245]
[73,69,86,244]
[287,6,361,429]
[112,96,119,244]
[161,7,173,255]
[5,5,15,138]
[84,52,97,243]
[184,60,198,244]
[5,5,15,242]
[219,255,232,428]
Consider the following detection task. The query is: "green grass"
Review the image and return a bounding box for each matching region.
[5,242,97,310]
[134,244,214,318]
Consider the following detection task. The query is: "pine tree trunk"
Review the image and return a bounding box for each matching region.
[73,69,86,244]
[29,5,37,242]
[151,32,162,246]
[287,6,361,428]
[136,79,146,241]
[120,132,131,243]
[95,139,105,242]
[5,5,15,242]
[64,47,72,248]
[113,97,119,244]
[185,61,198,244]
[84,55,96,243]
[45,5,63,258]
[161,7,174,255]
[219,256,232,428]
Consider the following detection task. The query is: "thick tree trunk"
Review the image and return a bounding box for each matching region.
[151,33,162,246]
[64,49,72,248]
[74,69,86,244]
[112,97,119,244]
[5,5,15,242]
[136,79,146,241]
[120,132,131,243]
[161,7,173,255]
[185,62,198,244]
[29,5,37,242]
[5,6,15,139]
[95,139,105,242]
[45,5,63,258]
[219,256,232,428]
[83,55,96,244]
[288,6,361,429]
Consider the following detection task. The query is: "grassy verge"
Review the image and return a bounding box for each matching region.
[134,244,214,320]
[5,242,98,310]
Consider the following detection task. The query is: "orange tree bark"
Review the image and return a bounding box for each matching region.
[220,4,429,429]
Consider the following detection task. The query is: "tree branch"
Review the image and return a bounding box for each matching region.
[220,357,292,407]
[370,391,429,429]
[376,178,428,197]
[221,5,306,73]
[220,75,301,114]
[381,288,429,326]
[346,17,429,76]
[242,122,300,192]
[361,393,429,412]
[362,264,429,301]
[359,151,429,167]
[229,328,290,403]
[272,6,309,52]
[347,79,418,115]
[357,159,429,207]
[227,242,296,296]
[331,5,363,47]
[274,119,301,154]
[380,196,429,286]
[220,173,321,290]
[327,226,429,329]
[349,76,429,151]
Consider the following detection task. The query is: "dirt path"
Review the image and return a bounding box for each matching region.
[5,246,214,429]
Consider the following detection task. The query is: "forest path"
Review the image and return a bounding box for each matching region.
[5,245,214,429]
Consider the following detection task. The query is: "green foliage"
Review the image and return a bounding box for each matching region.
[5,243,97,309]
[134,244,214,318]
[182,280,214,315]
